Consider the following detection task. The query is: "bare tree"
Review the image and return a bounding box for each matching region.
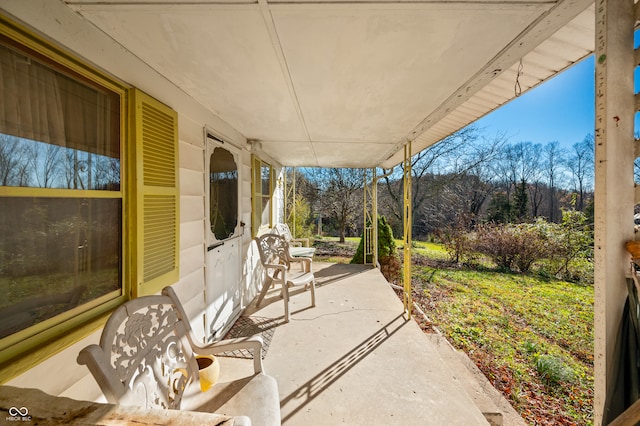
[93,156,121,190]
[490,141,544,220]
[28,142,62,188]
[0,135,23,186]
[566,134,594,211]
[381,126,506,235]
[543,141,564,222]
[314,168,363,243]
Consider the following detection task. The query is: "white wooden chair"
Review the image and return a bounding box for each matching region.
[255,233,316,322]
[77,286,281,426]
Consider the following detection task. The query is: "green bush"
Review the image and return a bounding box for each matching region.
[352,215,396,263]
[351,216,400,282]
[286,194,315,241]
[530,209,593,283]
[474,220,553,273]
[439,213,477,264]
[535,354,575,386]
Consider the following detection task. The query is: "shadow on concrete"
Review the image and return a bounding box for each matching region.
[279,313,409,423]
[313,263,374,288]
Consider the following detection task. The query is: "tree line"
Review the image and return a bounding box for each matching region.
[287,125,595,242]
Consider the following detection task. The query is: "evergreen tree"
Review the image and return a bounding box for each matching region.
[487,192,512,224]
[351,216,400,282]
[514,179,528,221]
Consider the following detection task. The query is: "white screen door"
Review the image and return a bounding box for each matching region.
[204,134,242,342]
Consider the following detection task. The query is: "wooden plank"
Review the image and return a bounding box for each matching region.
[0,385,234,426]
[608,398,640,426]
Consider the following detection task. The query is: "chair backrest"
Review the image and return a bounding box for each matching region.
[273,223,294,242]
[77,292,199,410]
[255,233,291,271]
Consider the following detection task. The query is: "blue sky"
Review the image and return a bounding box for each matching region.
[470,55,596,151]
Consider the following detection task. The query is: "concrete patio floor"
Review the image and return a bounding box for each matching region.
[223,262,491,425]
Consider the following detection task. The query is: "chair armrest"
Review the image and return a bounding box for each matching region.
[193,335,265,374]
[264,263,286,275]
[287,256,312,272]
[297,257,312,273]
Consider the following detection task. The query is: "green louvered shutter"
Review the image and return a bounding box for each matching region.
[130,89,179,297]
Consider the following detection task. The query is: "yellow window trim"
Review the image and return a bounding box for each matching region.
[0,302,117,384]
[0,16,129,379]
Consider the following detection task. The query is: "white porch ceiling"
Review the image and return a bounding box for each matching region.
[65,0,594,169]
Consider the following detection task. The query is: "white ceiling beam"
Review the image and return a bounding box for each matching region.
[256,0,318,165]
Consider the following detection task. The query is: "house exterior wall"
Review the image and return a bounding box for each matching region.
[176,115,208,343]
[1,1,275,400]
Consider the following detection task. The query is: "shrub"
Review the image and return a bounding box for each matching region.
[531,209,593,283]
[439,213,477,263]
[535,354,575,386]
[351,216,400,282]
[554,209,593,277]
[286,194,315,241]
[474,219,554,273]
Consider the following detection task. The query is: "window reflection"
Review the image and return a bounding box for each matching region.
[0,134,120,190]
[262,165,270,194]
[0,37,123,344]
[0,197,122,338]
[0,42,121,190]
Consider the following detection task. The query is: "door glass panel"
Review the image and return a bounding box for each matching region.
[209,147,238,240]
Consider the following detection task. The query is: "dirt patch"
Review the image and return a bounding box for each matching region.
[312,239,358,259]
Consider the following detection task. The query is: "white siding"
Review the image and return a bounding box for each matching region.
[174,115,207,342]
[7,331,104,402]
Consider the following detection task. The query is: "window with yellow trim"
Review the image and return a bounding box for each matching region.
[252,156,274,237]
[0,23,127,360]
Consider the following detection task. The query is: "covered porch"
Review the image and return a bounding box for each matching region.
[1,262,514,424]
[0,0,637,424]
[219,261,519,425]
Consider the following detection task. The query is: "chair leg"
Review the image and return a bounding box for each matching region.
[256,275,273,308]
[310,279,316,308]
[282,284,290,323]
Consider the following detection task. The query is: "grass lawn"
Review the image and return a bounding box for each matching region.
[313,236,594,425]
[312,236,360,263]
[413,257,594,425]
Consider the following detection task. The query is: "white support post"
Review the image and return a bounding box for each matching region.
[594,0,636,423]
